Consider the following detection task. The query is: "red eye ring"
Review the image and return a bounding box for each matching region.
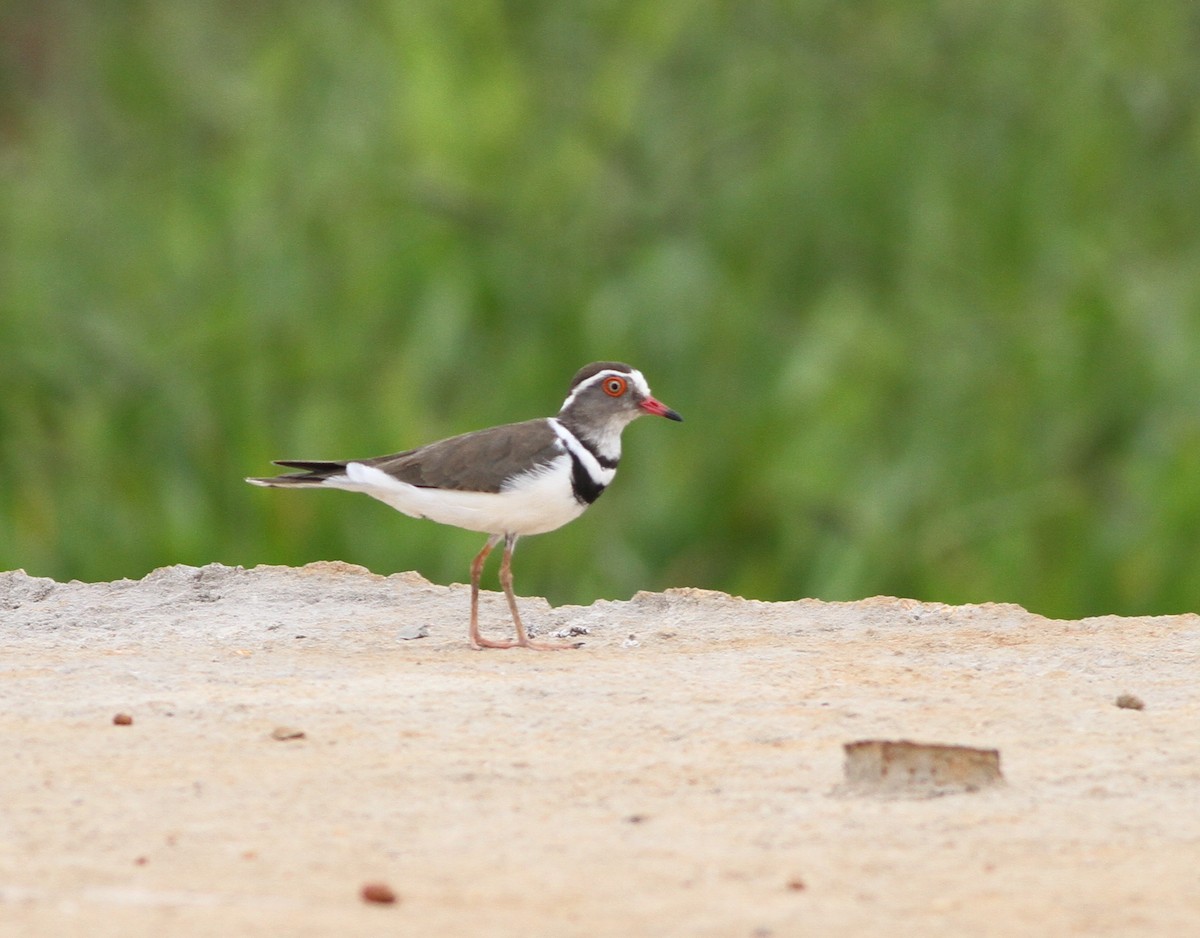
[603,376,627,397]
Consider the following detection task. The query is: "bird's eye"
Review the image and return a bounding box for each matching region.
[603,377,627,397]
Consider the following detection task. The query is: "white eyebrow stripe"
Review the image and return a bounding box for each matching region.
[626,369,651,398]
[559,368,649,411]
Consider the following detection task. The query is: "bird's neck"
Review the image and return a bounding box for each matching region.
[555,411,627,467]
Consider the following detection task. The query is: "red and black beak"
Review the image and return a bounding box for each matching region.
[639,396,683,422]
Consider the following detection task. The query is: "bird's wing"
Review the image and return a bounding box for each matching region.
[362,419,562,493]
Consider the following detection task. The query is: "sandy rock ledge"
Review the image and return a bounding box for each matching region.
[1,563,1197,936]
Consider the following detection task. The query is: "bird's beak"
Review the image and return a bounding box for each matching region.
[640,396,683,422]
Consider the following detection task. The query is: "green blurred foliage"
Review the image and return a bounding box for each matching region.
[2,1,1199,616]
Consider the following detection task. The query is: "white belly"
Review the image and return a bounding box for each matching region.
[330,458,589,536]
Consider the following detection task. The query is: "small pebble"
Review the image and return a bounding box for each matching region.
[113,713,133,726]
[1115,693,1144,710]
[270,726,306,741]
[361,882,398,904]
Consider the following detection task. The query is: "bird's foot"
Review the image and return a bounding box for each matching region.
[470,635,519,650]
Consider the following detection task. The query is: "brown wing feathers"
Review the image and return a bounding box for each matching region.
[364,420,561,493]
[255,420,563,494]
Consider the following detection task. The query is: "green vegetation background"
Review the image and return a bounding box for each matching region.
[3,3,1199,617]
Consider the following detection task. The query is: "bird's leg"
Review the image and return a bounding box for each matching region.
[469,534,515,650]
[498,533,579,650]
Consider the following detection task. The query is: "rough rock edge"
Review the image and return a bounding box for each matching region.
[3,562,1197,626]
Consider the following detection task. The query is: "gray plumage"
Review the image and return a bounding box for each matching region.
[254,419,564,494]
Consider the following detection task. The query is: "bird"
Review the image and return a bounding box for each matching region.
[246,361,682,650]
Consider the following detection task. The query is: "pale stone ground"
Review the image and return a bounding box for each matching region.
[1,562,1197,937]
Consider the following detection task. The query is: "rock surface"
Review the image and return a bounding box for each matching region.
[2,562,1197,936]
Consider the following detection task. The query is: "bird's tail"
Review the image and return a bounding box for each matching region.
[245,460,350,487]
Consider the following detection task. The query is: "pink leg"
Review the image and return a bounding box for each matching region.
[498,534,578,650]
[469,534,515,650]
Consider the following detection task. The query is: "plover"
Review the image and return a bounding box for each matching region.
[247,362,682,649]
